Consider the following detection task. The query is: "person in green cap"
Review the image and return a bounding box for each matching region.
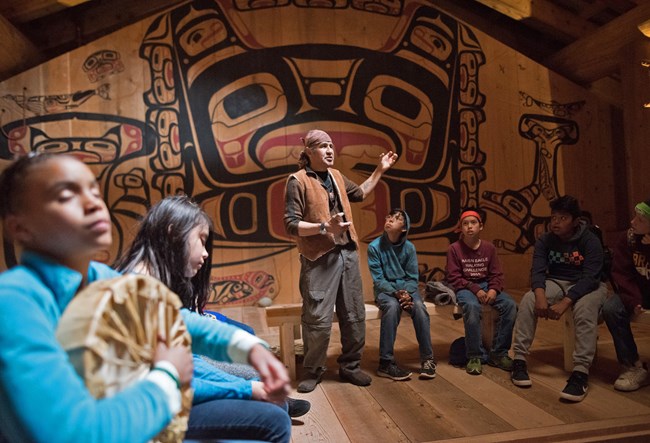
[602,198,650,392]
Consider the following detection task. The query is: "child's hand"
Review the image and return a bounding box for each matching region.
[248,344,290,403]
[547,297,572,320]
[534,290,549,319]
[394,289,409,300]
[251,381,269,401]
[395,290,413,311]
[485,289,497,305]
[154,341,193,386]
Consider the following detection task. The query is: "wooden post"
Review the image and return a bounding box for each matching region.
[279,322,297,380]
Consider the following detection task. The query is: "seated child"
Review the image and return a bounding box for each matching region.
[511,195,607,403]
[0,153,291,443]
[367,209,437,380]
[446,209,517,376]
[602,198,650,391]
[115,195,310,418]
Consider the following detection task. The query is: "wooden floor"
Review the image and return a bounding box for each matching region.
[217,300,650,443]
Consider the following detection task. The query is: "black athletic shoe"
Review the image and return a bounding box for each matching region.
[287,397,311,417]
[419,359,437,379]
[511,359,532,387]
[377,362,412,381]
[561,371,588,402]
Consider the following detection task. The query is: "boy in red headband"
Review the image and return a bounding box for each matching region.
[445,209,517,375]
[602,198,650,391]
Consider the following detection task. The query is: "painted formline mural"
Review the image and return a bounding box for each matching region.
[0,0,599,306]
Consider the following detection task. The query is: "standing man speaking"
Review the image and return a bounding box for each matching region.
[284,129,397,393]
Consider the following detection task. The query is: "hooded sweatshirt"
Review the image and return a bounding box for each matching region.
[530,220,604,302]
[610,228,650,313]
[367,211,420,297]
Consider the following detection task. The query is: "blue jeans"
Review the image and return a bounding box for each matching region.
[186,398,291,443]
[456,282,517,360]
[603,293,639,366]
[376,291,433,364]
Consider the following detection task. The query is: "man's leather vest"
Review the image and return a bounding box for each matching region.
[289,168,359,261]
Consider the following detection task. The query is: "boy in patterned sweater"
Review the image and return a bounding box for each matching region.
[511,195,607,402]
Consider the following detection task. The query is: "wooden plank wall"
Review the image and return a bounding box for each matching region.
[0,0,625,303]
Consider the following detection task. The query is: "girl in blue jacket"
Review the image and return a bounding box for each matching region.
[0,153,290,442]
[116,195,309,418]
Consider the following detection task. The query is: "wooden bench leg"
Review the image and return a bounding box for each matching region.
[278,322,297,380]
[564,308,575,372]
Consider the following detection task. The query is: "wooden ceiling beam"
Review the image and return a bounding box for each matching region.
[545,3,650,84]
[599,0,649,15]
[587,76,624,108]
[472,0,597,41]
[432,0,564,64]
[0,0,83,25]
[639,18,650,37]
[17,0,187,60]
[58,0,91,6]
[576,2,609,20]
[0,13,42,81]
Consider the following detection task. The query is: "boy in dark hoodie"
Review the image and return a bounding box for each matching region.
[602,198,650,391]
[367,209,437,381]
[511,195,607,402]
[446,209,517,376]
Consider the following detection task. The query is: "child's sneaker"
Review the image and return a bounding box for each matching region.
[488,353,514,372]
[287,397,311,418]
[614,363,649,392]
[560,371,588,402]
[419,359,437,379]
[511,359,532,387]
[466,357,482,375]
[377,362,412,381]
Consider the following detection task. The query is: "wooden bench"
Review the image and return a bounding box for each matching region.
[266,301,496,379]
[563,308,650,371]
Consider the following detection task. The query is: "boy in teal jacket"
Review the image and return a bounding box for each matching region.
[368,209,437,381]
